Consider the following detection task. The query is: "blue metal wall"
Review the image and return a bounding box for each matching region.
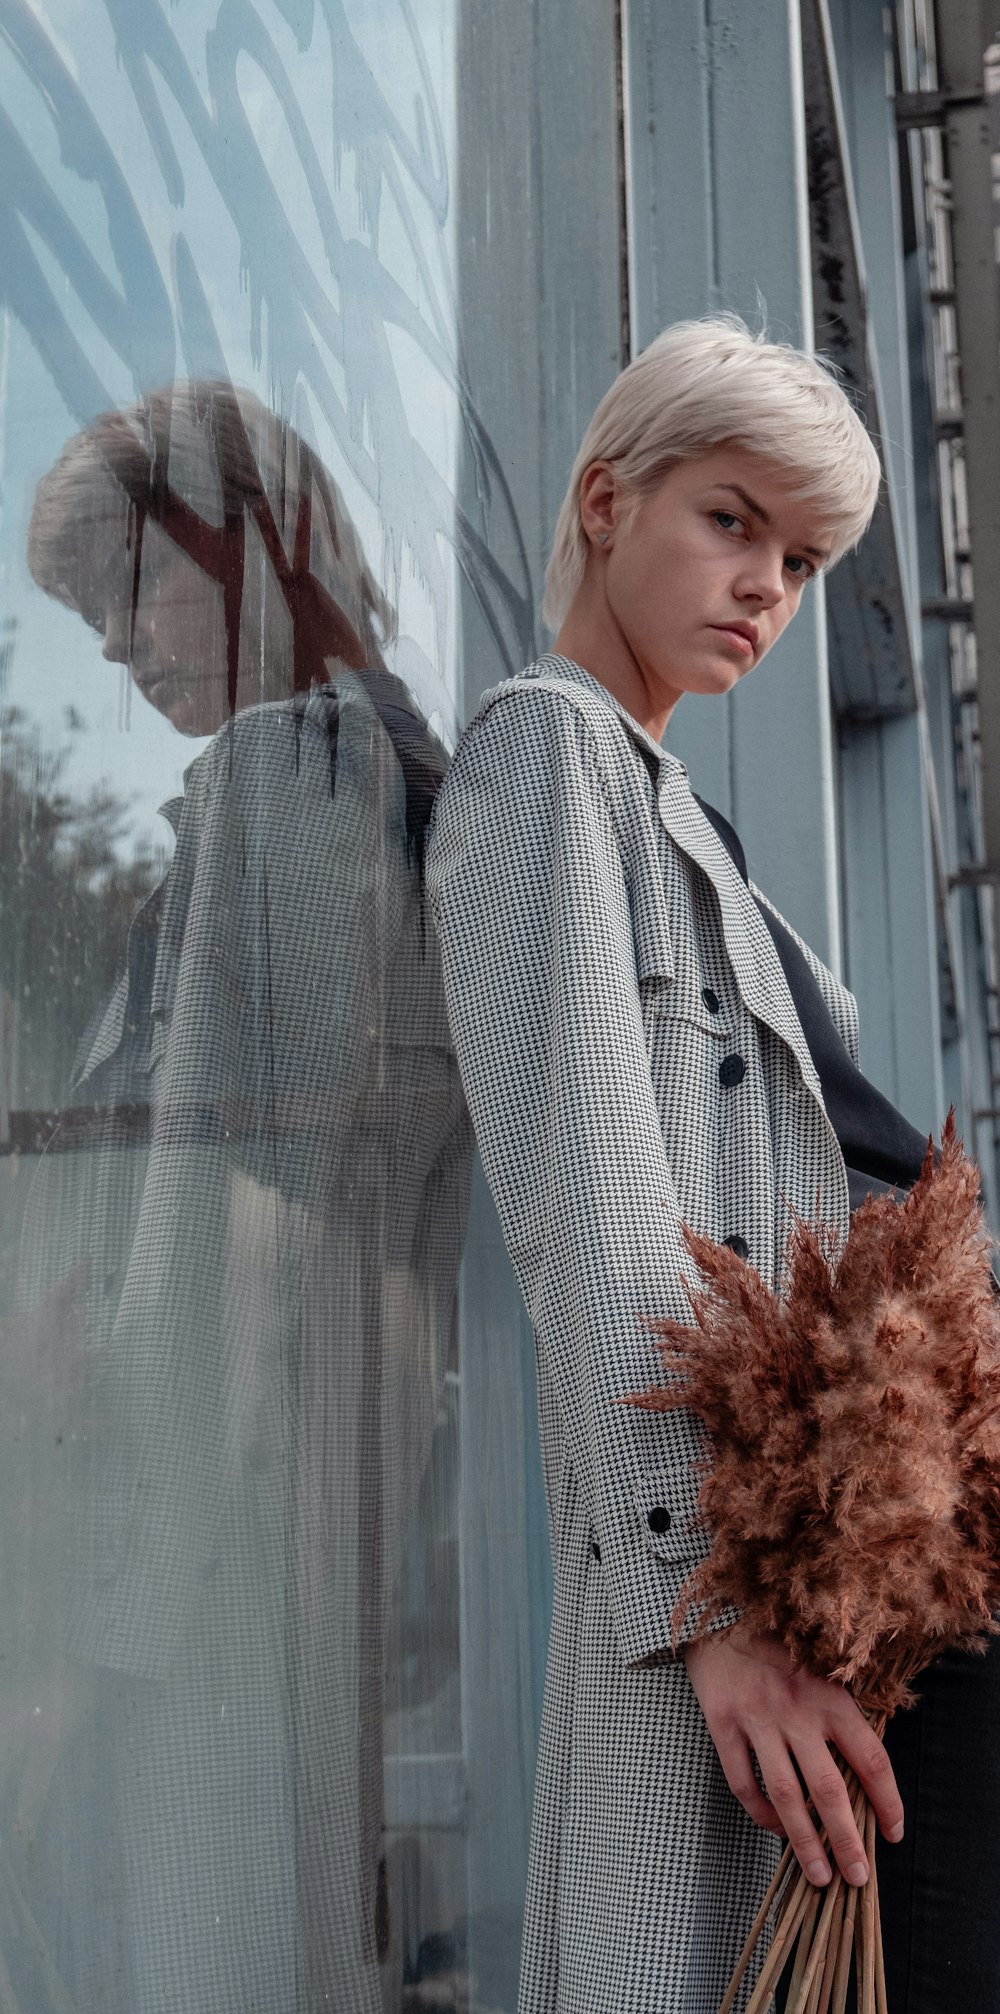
[619,0,997,1213]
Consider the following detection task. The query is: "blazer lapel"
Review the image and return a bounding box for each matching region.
[654,764,827,1111]
[526,655,834,1125]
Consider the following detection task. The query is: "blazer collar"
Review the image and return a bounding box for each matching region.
[525,654,826,1106]
[527,652,684,775]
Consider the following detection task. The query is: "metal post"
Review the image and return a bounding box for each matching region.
[933,2,1000,878]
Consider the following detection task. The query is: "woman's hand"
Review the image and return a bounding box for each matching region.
[682,1628,904,1887]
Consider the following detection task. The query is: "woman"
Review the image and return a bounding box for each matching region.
[9,380,471,2011]
[427,314,953,2013]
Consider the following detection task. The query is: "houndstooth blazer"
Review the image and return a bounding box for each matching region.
[427,653,858,2014]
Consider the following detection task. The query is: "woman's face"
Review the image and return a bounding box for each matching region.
[99,519,233,737]
[568,443,836,734]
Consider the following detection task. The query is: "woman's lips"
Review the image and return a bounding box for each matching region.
[709,625,755,657]
[133,668,199,700]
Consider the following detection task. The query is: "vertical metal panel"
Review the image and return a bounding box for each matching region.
[935,0,1000,874]
[454,3,623,1997]
[457,1163,551,2009]
[623,0,717,334]
[839,713,945,1128]
[456,0,623,712]
[905,244,976,1135]
[623,0,842,968]
[838,722,894,1089]
[825,0,920,610]
[800,0,918,719]
[812,0,947,1141]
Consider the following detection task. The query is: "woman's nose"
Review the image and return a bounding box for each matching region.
[737,553,786,608]
[101,603,132,663]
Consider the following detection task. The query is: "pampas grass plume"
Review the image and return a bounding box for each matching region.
[625,1110,1000,1712]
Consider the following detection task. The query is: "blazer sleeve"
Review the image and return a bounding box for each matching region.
[427,684,738,1668]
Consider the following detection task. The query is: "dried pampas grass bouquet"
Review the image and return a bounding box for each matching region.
[624,1110,1000,2014]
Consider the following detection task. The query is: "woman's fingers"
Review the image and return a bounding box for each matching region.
[783,1731,872,1885]
[826,1692,905,1844]
[750,1732,838,1886]
[710,1726,786,1836]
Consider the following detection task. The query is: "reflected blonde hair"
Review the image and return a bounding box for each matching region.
[543,312,882,630]
[28,381,395,679]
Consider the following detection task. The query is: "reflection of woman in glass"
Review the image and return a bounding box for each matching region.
[13,381,472,2013]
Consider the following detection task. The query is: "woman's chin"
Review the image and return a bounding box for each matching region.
[680,665,746,698]
[135,677,227,737]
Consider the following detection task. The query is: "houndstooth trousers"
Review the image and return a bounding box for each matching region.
[428,654,858,2014]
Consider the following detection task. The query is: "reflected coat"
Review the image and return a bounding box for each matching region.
[427,655,859,2014]
[12,675,471,2014]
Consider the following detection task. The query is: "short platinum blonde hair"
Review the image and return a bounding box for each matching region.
[543,312,882,631]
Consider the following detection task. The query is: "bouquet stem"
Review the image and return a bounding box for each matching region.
[831,1882,857,2014]
[717,1844,796,2014]
[784,1886,820,2009]
[741,1872,817,2013]
[721,1757,893,2014]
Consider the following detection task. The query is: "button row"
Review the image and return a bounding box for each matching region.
[717,1037,748,1254]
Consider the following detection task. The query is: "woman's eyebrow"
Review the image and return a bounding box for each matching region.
[713,482,831,564]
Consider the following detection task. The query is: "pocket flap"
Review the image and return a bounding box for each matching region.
[632,1463,706,1564]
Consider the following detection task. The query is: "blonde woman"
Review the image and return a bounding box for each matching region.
[426,315,959,2012]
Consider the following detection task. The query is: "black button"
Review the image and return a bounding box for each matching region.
[647,1506,671,1534]
[723,1234,749,1259]
[719,1054,746,1088]
[590,1538,602,1562]
[701,987,721,1013]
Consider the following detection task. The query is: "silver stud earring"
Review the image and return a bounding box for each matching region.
[598,532,610,546]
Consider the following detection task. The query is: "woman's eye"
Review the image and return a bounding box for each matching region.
[713,511,815,580]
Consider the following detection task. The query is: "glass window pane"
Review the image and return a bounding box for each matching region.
[0,2,623,2003]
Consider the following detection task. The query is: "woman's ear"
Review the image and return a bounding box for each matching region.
[578,461,618,553]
